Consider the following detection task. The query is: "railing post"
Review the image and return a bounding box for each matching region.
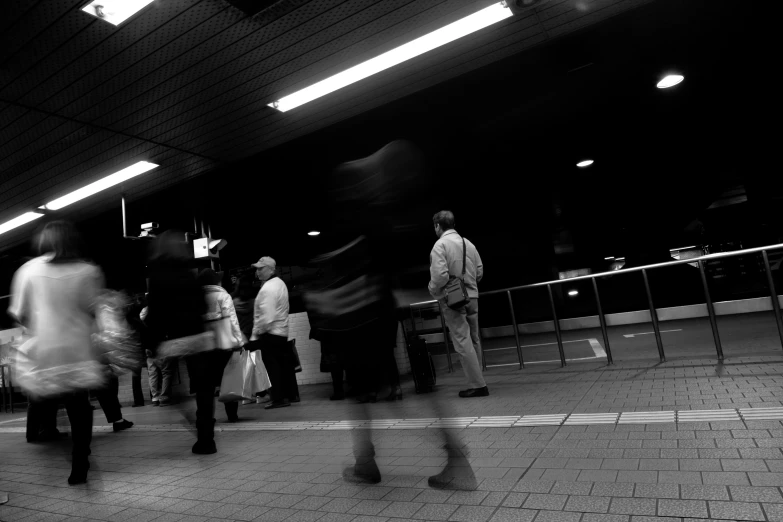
[591,277,613,364]
[506,291,524,369]
[437,302,454,373]
[642,269,666,362]
[762,250,783,350]
[698,259,723,361]
[547,284,566,367]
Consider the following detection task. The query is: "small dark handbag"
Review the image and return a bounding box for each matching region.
[444,236,471,310]
[290,339,302,373]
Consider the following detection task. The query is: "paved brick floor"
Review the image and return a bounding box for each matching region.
[4,355,783,521]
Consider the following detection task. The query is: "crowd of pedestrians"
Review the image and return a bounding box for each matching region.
[6,140,488,492]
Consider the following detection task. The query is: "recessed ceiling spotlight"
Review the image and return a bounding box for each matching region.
[657,74,684,89]
[576,159,594,168]
[308,231,321,236]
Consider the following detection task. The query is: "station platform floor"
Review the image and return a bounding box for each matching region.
[4,353,783,521]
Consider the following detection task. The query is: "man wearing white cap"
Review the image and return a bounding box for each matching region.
[249,256,296,409]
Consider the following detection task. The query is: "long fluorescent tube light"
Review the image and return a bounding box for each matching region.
[269,2,513,112]
[44,161,158,211]
[81,0,156,26]
[0,212,44,236]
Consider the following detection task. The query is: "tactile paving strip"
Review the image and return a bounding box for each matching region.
[2,407,777,433]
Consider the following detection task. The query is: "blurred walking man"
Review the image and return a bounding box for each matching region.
[428,210,488,398]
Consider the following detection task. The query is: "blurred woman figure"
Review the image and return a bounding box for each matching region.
[197,268,244,421]
[8,221,104,485]
[144,230,221,454]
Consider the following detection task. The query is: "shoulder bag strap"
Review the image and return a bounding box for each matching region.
[461,236,467,281]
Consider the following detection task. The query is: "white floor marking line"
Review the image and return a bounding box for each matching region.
[623,329,683,338]
[484,338,596,352]
[588,339,606,358]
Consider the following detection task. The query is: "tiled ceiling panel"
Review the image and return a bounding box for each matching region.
[1,0,655,251]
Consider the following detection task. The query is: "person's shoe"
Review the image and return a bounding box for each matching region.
[113,420,134,432]
[255,391,268,398]
[428,446,477,490]
[256,396,272,404]
[191,440,217,455]
[330,393,345,401]
[36,428,68,442]
[384,386,403,402]
[68,461,90,485]
[342,460,381,485]
[264,399,290,410]
[158,400,172,407]
[290,396,301,403]
[152,401,160,407]
[226,416,240,423]
[458,386,489,398]
[131,402,145,408]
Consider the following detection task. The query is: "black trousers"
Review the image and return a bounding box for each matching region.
[95,375,123,423]
[131,368,145,405]
[26,391,92,461]
[259,334,298,403]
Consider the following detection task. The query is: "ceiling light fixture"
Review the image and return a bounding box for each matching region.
[308,231,321,236]
[268,2,513,112]
[81,0,156,26]
[44,161,158,211]
[604,256,615,260]
[0,212,44,236]
[568,290,579,297]
[576,159,594,168]
[657,74,684,89]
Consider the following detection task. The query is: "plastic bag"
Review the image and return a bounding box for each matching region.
[245,350,271,396]
[218,350,250,403]
[93,290,144,374]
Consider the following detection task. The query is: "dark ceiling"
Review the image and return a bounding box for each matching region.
[0,0,775,294]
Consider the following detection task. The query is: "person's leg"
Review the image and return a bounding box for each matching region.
[26,395,44,442]
[344,329,380,484]
[442,306,486,391]
[330,366,345,399]
[464,300,482,369]
[261,338,289,407]
[159,359,174,404]
[96,375,122,423]
[131,368,145,406]
[224,401,239,422]
[63,391,93,485]
[147,357,161,404]
[281,344,299,401]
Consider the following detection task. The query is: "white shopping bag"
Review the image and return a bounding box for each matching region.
[217,350,251,403]
[243,350,271,397]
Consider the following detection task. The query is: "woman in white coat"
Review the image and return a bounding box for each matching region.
[197,269,245,421]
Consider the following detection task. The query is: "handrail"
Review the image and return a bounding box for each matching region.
[408,241,783,306]
[407,241,783,370]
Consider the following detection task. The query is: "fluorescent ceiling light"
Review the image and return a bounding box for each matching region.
[0,212,44,236]
[576,159,594,168]
[308,231,321,236]
[657,74,684,89]
[604,256,615,260]
[671,245,697,251]
[81,0,156,26]
[568,290,579,297]
[616,257,626,261]
[269,2,513,112]
[44,161,158,211]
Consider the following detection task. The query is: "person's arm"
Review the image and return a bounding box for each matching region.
[428,242,450,298]
[7,266,29,328]
[474,244,484,284]
[220,292,245,347]
[251,288,273,340]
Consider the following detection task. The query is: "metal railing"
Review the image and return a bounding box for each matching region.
[410,242,783,369]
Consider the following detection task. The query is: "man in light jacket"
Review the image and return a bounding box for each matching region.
[428,210,488,398]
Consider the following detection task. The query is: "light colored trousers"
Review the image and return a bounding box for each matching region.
[442,299,486,389]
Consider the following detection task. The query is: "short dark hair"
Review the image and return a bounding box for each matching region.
[432,210,455,231]
[37,220,86,263]
[197,268,222,287]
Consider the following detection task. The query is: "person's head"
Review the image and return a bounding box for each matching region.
[197,268,222,287]
[235,273,256,299]
[36,220,86,263]
[148,229,189,266]
[432,210,455,238]
[251,256,276,283]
